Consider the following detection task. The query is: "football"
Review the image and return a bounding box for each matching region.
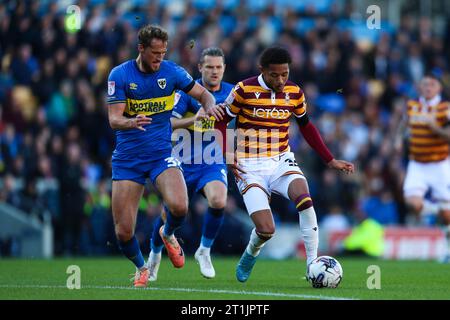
[307,256,343,288]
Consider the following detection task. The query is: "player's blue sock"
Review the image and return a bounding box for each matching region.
[117,236,145,269]
[151,216,164,253]
[201,207,224,248]
[163,209,185,236]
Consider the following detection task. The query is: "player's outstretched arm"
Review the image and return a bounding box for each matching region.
[171,108,209,130]
[296,113,354,174]
[108,103,152,131]
[186,82,224,120]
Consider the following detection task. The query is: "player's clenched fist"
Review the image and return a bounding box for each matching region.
[135,114,152,131]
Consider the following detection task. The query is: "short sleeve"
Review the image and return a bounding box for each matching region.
[106,66,126,104]
[224,82,245,118]
[172,91,190,119]
[292,90,307,118]
[173,63,195,93]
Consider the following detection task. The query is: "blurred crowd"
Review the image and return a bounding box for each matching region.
[1,0,450,256]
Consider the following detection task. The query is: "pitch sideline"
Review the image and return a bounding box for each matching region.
[0,284,358,300]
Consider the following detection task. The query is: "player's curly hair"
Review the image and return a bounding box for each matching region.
[138,24,168,47]
[259,46,292,68]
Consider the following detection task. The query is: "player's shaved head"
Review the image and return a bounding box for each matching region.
[138,24,168,48]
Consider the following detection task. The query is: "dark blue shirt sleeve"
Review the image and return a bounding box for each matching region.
[173,63,195,93]
[172,90,190,119]
[106,67,126,104]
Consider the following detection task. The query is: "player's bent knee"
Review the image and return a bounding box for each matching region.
[405,199,422,214]
[167,200,188,217]
[115,225,134,242]
[208,194,227,209]
[255,230,275,241]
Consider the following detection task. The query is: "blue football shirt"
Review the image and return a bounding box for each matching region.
[107,59,195,161]
[171,79,234,165]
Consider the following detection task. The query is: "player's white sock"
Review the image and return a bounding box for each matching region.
[299,206,319,265]
[197,244,211,256]
[245,228,270,257]
[421,200,440,216]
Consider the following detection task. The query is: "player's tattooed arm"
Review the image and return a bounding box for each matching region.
[108,103,151,131]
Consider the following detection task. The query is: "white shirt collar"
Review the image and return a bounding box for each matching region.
[419,94,442,107]
[257,74,271,91]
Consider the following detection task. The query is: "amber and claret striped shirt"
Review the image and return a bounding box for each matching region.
[225,74,306,159]
[407,96,450,163]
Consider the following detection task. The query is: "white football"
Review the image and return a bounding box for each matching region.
[307,256,343,288]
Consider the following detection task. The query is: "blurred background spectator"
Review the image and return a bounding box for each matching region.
[1,0,449,257]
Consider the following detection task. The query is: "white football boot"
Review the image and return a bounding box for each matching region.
[194,247,216,279]
[147,251,161,282]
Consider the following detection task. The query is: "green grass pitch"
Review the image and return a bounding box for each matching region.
[0,256,449,300]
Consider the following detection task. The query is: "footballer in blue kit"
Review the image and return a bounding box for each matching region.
[108,59,193,185]
[172,78,233,191]
[148,47,234,280]
[106,25,224,287]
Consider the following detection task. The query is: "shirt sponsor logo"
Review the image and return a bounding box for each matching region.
[193,118,215,132]
[252,107,290,119]
[125,94,175,116]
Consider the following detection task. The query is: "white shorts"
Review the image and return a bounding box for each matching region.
[403,158,450,202]
[237,152,306,214]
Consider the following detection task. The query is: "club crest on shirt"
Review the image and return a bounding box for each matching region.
[285,92,290,103]
[157,78,166,89]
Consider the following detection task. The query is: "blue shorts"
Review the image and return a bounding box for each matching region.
[182,163,228,196]
[112,154,182,186]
